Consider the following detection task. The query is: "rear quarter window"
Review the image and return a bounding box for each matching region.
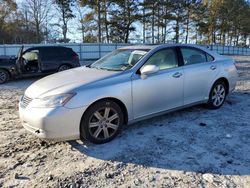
[58,48,75,58]
[206,53,214,62]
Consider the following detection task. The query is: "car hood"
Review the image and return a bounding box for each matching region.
[25,67,120,98]
[0,56,16,65]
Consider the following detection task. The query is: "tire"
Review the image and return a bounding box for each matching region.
[0,69,9,84]
[207,80,227,109]
[80,100,124,144]
[58,64,71,72]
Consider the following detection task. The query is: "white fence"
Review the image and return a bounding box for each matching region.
[0,43,249,61]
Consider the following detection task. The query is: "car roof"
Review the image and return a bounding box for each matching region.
[119,43,221,58]
[119,45,157,50]
[26,46,71,51]
[119,43,207,50]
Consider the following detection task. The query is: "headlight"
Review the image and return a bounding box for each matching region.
[29,93,76,108]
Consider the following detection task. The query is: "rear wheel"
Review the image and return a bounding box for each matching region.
[207,80,227,109]
[80,100,124,144]
[0,69,9,84]
[58,64,71,72]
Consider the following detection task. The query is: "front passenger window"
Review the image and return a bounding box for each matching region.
[22,51,38,61]
[142,48,178,71]
[181,48,207,65]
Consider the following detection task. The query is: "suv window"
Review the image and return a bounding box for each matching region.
[42,47,69,60]
[58,48,69,56]
[142,48,178,71]
[181,48,207,65]
[40,48,57,61]
[22,50,39,61]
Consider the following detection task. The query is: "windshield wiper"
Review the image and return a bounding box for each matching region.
[99,67,121,71]
[90,65,122,71]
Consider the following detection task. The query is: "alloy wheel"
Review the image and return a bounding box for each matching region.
[88,107,120,140]
[0,71,7,83]
[58,65,70,72]
[212,84,226,107]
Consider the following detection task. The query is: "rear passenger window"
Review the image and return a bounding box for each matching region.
[181,48,207,65]
[41,49,57,61]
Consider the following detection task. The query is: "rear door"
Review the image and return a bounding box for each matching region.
[40,48,60,72]
[180,47,220,105]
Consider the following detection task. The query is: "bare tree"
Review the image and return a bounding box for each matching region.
[22,0,50,43]
[75,1,85,42]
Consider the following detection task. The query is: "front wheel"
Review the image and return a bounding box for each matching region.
[0,69,9,84]
[80,100,124,144]
[207,81,227,109]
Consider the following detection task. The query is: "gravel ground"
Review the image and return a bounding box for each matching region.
[0,56,250,188]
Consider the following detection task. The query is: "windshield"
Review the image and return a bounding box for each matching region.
[91,49,148,71]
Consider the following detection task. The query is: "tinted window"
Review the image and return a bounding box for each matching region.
[58,48,71,57]
[181,48,207,65]
[41,48,57,61]
[142,48,178,70]
[58,48,76,60]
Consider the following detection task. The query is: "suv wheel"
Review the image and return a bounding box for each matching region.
[80,100,124,144]
[58,65,71,72]
[0,69,9,84]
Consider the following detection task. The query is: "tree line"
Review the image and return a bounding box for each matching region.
[0,0,250,46]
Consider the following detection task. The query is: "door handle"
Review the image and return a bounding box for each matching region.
[210,65,217,70]
[172,72,182,78]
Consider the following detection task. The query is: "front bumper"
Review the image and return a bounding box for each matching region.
[19,102,87,141]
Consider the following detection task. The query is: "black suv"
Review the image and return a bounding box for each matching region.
[0,46,80,84]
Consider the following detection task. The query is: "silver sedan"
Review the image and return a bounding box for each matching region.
[19,44,238,144]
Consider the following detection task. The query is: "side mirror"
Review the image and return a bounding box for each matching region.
[140,65,159,79]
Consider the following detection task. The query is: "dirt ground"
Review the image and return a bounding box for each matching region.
[0,56,250,188]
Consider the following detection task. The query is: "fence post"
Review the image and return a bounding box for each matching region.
[98,43,101,59]
[79,43,82,61]
[3,45,6,56]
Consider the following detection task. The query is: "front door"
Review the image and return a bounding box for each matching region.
[132,48,184,119]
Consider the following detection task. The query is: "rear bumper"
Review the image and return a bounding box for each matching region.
[228,69,238,93]
[19,102,87,140]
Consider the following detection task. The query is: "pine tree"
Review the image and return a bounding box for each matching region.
[55,0,75,43]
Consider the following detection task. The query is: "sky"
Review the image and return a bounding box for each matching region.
[15,0,85,43]
[14,0,186,44]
